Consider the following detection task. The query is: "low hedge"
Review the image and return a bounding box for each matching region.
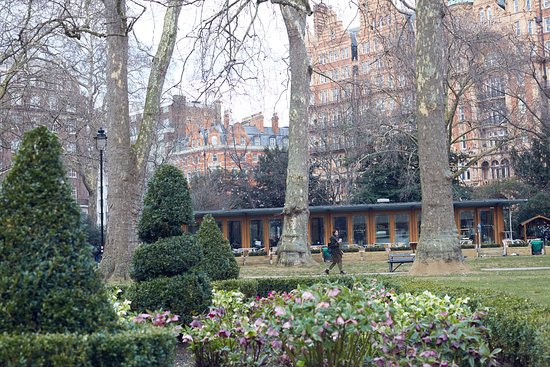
[214,275,550,367]
[0,327,175,367]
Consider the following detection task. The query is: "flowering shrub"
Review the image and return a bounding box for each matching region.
[109,288,132,319]
[109,288,182,335]
[369,291,500,366]
[182,282,499,367]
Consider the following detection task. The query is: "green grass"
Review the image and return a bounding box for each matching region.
[239,255,550,305]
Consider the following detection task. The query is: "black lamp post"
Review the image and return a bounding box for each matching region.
[94,128,107,253]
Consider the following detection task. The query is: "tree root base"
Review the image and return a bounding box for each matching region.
[409,260,471,276]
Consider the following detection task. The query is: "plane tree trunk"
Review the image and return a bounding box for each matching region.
[275,0,315,266]
[99,0,183,281]
[410,0,469,275]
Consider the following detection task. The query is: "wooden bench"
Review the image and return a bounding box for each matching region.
[388,253,415,272]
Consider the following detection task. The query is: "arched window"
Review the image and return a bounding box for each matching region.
[481,161,490,180]
[501,159,509,178]
[211,136,218,145]
[491,160,499,179]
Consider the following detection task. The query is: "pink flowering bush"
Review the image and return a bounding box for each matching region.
[182,282,499,367]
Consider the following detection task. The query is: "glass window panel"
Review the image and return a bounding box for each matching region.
[375,214,390,243]
[480,209,495,244]
[352,215,367,246]
[250,220,263,249]
[310,217,325,245]
[459,211,475,242]
[394,214,410,244]
[269,219,282,249]
[333,216,348,243]
[228,220,242,249]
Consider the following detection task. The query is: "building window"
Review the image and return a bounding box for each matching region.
[67,143,76,153]
[515,21,521,36]
[240,137,246,145]
[513,0,518,12]
[269,137,276,148]
[212,154,217,162]
[487,7,492,22]
[491,160,500,179]
[481,161,489,180]
[526,0,531,10]
[211,136,218,145]
[461,136,467,150]
[544,0,549,8]
[501,159,510,177]
[528,20,534,35]
[68,169,77,178]
[332,88,339,101]
[458,106,465,121]
[71,186,77,200]
[361,62,369,74]
[363,42,370,54]
[545,18,550,33]
[479,9,484,22]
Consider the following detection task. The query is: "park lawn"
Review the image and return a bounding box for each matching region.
[239,254,550,305]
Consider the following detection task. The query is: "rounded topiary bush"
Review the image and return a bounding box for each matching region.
[129,273,212,324]
[130,233,203,282]
[138,164,193,244]
[0,126,116,334]
[198,214,239,281]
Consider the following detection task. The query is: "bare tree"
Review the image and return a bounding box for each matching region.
[409,0,468,275]
[99,0,184,281]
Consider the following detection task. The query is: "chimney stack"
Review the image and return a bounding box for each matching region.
[271,113,279,135]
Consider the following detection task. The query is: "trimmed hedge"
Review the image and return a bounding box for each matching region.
[197,214,239,281]
[130,234,203,282]
[0,127,116,334]
[212,278,259,299]
[129,273,212,324]
[0,327,175,367]
[214,275,550,367]
[137,164,193,244]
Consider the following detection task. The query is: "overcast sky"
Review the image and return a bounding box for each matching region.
[133,1,359,125]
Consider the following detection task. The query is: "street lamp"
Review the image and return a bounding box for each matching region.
[94,128,107,254]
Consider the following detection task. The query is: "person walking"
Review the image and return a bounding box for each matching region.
[325,229,346,275]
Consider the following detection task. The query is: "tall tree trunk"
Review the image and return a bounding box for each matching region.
[276,0,315,266]
[410,0,469,275]
[100,0,183,281]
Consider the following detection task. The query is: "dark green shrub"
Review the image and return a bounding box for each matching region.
[138,165,193,244]
[0,126,116,334]
[0,327,175,367]
[130,234,203,282]
[197,214,239,281]
[129,273,212,324]
[212,278,259,298]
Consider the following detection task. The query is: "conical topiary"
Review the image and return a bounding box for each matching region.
[197,214,239,281]
[137,164,193,244]
[131,164,211,323]
[0,126,116,334]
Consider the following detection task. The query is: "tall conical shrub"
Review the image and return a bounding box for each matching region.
[198,214,239,281]
[0,126,116,333]
[131,164,210,324]
[138,164,193,244]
